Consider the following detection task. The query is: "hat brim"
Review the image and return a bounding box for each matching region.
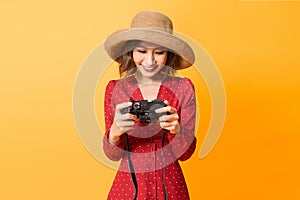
[104,28,195,69]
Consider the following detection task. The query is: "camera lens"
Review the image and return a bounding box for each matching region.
[133,102,141,110]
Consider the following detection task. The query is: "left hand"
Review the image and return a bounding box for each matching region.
[155,100,180,134]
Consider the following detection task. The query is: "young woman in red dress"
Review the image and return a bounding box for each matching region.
[103,10,197,200]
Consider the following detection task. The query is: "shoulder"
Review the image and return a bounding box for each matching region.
[180,77,195,87]
[106,76,136,88]
[167,77,195,90]
[105,80,118,91]
[105,76,137,96]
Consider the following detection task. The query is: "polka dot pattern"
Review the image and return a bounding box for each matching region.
[103,76,196,200]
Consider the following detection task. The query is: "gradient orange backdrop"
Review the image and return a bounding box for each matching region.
[1,0,300,199]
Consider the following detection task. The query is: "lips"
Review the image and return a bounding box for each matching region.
[141,65,158,72]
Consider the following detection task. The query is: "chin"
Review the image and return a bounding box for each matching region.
[141,71,160,78]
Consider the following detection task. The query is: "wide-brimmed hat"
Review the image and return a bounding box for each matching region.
[104,10,195,69]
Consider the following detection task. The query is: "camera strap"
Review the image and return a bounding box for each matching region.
[125,133,138,200]
[162,129,168,200]
[125,130,168,200]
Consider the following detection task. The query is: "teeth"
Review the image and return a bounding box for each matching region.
[142,65,156,70]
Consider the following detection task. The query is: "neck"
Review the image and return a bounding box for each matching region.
[135,71,165,85]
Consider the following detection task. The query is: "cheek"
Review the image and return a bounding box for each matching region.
[132,53,143,64]
[157,55,167,65]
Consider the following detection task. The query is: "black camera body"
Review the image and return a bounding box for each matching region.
[121,99,168,125]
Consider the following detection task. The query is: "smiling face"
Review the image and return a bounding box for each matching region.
[132,41,168,81]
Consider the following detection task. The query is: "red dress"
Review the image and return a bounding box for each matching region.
[103,76,197,200]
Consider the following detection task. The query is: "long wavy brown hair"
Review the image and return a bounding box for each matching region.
[116,40,181,78]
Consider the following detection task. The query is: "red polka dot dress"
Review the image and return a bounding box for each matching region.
[103,76,197,200]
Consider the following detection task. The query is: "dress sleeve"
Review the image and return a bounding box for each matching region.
[102,80,126,161]
[167,78,197,161]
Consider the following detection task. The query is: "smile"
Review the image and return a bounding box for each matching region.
[142,65,159,72]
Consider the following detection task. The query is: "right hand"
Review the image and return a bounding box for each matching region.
[109,102,137,144]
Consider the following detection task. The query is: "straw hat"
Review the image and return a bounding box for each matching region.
[104,10,195,69]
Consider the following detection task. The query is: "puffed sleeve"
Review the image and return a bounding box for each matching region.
[167,78,197,161]
[102,80,126,161]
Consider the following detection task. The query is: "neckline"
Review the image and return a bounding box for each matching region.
[133,76,166,101]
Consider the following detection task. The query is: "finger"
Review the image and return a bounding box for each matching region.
[155,105,177,114]
[159,113,179,122]
[155,106,169,114]
[160,121,180,134]
[116,121,135,133]
[118,126,134,133]
[117,120,135,128]
[116,102,132,113]
[116,113,137,121]
[160,120,178,127]
[160,122,178,132]
[163,100,169,106]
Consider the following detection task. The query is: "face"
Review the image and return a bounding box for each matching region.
[132,41,168,80]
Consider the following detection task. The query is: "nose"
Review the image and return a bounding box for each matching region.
[143,52,156,66]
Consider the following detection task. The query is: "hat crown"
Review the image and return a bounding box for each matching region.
[130,11,173,34]
[104,10,195,69]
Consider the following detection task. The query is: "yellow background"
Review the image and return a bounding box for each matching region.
[1,0,299,199]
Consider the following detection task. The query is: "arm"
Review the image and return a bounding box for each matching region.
[102,80,126,161]
[158,78,197,161]
[102,80,137,161]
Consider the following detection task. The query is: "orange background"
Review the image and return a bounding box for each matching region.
[1,0,300,199]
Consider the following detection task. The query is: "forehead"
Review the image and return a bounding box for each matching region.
[134,41,166,49]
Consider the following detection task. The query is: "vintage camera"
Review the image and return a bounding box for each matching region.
[121,99,168,125]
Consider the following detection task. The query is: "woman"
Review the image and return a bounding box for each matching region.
[103,10,197,200]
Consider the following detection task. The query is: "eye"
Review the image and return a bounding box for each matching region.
[134,48,146,54]
[155,51,166,55]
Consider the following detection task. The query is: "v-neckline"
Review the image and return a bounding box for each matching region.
[133,76,166,101]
